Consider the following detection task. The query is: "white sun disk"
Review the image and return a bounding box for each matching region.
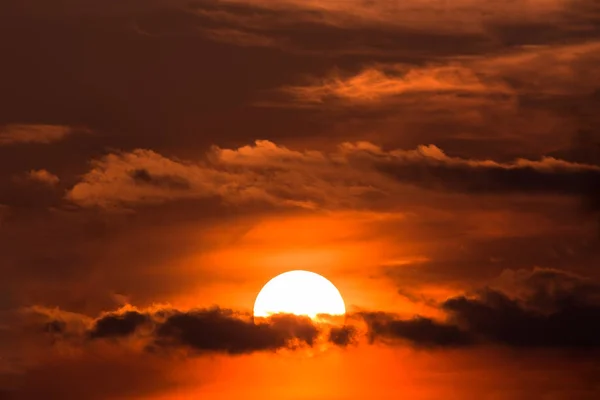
[253,270,346,319]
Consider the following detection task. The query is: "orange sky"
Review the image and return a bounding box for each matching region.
[1,0,600,399]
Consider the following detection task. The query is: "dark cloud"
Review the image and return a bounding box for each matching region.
[129,168,191,190]
[87,307,321,354]
[43,320,67,334]
[327,325,358,347]
[443,289,600,348]
[359,268,600,349]
[366,145,600,197]
[386,232,600,295]
[442,268,600,348]
[360,312,473,348]
[154,309,319,354]
[0,304,344,398]
[89,310,151,339]
[514,268,600,309]
[181,0,600,57]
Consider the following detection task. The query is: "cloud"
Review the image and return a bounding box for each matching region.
[56,0,584,63]
[65,142,387,210]
[359,268,600,349]
[154,309,319,354]
[66,140,600,210]
[442,268,600,348]
[277,41,600,107]
[327,325,358,347]
[26,169,60,186]
[356,143,600,195]
[443,290,600,348]
[0,124,76,145]
[263,40,600,159]
[360,312,473,348]
[88,311,150,339]
[65,149,215,208]
[87,307,323,354]
[280,64,509,104]
[13,267,600,357]
[223,0,569,30]
[31,306,344,355]
[492,267,600,309]
[11,0,593,42]
[1,266,598,393]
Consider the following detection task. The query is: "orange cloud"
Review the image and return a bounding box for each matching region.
[213,0,567,32]
[66,140,600,209]
[65,142,390,209]
[277,41,600,106]
[183,0,591,58]
[26,169,60,186]
[0,124,76,145]
[281,64,508,104]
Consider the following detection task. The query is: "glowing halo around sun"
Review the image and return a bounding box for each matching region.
[253,270,346,320]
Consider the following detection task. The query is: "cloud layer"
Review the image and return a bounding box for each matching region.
[0,124,76,145]
[362,268,600,348]
[65,141,600,210]
[3,267,599,398]
[12,268,600,355]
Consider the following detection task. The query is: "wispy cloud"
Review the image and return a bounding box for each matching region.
[185,0,599,55]
[0,124,78,145]
[26,169,60,186]
[276,41,600,106]
[281,64,509,104]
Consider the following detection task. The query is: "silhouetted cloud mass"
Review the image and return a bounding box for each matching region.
[155,309,319,353]
[360,268,600,348]
[87,307,321,354]
[360,312,473,348]
[442,269,600,348]
[328,325,358,347]
[89,311,151,339]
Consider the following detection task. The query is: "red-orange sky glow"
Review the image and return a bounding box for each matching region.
[1,0,600,399]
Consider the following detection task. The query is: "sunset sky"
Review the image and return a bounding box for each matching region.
[1,1,600,399]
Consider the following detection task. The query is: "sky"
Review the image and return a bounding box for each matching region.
[1,0,600,399]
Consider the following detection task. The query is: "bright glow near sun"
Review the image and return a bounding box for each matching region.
[253,270,346,319]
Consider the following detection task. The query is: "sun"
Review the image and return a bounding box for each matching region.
[253,270,346,320]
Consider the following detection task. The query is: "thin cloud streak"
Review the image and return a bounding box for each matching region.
[0,124,76,145]
[276,41,600,106]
